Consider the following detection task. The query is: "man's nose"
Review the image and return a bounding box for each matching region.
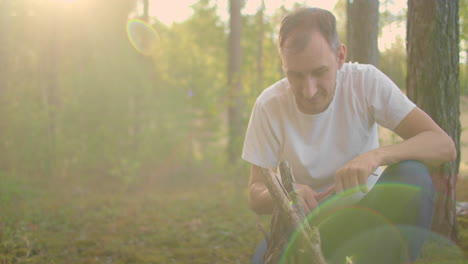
[302,76,318,98]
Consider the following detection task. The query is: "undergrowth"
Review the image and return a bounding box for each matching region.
[1,171,467,263]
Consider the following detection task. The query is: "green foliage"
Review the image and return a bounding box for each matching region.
[461,63,468,96]
[155,0,229,172]
[379,36,407,90]
[460,0,468,45]
[333,0,347,46]
[241,10,283,113]
[379,0,407,37]
[0,0,423,185]
[0,0,233,183]
[460,0,468,95]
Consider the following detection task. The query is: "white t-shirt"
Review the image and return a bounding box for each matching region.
[242,63,416,200]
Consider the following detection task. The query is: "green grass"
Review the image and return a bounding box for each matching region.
[0,172,269,264]
[1,171,467,264]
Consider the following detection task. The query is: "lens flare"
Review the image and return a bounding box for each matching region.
[281,205,408,264]
[278,183,464,263]
[415,228,465,262]
[126,18,159,56]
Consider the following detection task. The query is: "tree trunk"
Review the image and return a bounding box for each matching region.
[407,0,460,241]
[0,0,9,96]
[39,4,61,176]
[128,0,151,150]
[142,0,149,22]
[227,0,243,161]
[346,0,379,66]
[256,0,265,93]
[0,0,10,171]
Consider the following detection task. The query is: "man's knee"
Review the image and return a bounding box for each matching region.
[382,160,433,191]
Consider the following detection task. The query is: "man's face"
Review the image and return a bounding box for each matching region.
[281,31,346,115]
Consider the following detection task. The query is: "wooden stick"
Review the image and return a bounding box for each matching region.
[260,162,328,264]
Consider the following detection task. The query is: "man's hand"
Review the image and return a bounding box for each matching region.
[294,184,334,214]
[335,151,381,194]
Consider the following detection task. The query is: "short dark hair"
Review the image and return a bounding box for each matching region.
[279,7,339,54]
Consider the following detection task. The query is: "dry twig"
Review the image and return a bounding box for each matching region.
[260,161,327,264]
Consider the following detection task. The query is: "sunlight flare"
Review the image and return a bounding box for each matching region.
[126,18,159,56]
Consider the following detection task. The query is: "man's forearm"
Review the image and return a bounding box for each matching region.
[248,182,275,215]
[375,131,457,167]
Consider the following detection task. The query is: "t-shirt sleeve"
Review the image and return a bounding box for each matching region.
[365,66,416,130]
[241,101,280,169]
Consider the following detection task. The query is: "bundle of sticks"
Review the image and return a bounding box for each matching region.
[259,161,328,264]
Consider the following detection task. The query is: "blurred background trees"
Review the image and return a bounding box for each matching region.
[0,0,464,172]
[227,0,244,162]
[0,0,283,184]
[346,0,379,66]
[0,0,465,209]
[460,0,468,95]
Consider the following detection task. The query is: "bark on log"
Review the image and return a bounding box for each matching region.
[260,161,327,264]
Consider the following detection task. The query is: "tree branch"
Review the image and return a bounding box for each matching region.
[260,161,327,264]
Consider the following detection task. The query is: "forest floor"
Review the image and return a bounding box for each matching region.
[1,98,468,264]
[1,174,467,264]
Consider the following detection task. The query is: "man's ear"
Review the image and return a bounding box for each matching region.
[279,56,286,76]
[337,44,347,69]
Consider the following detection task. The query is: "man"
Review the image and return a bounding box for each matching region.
[242,7,456,264]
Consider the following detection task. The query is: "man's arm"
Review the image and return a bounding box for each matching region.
[248,165,275,214]
[248,165,323,215]
[334,107,457,193]
[376,107,456,166]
